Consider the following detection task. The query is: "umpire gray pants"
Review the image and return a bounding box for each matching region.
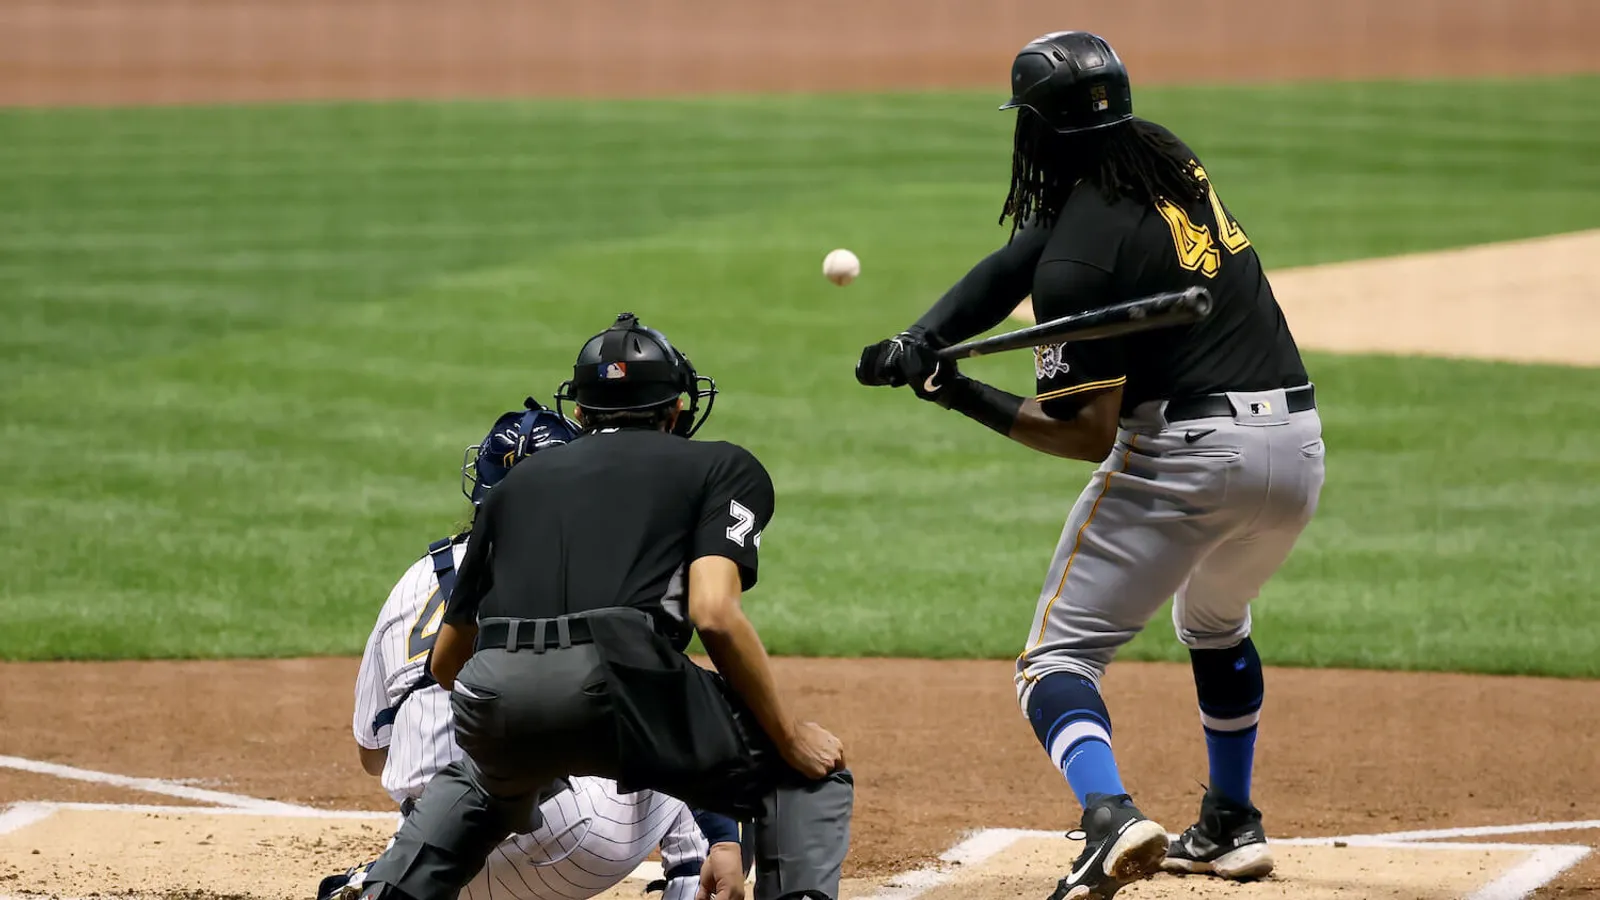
[1016,386,1326,702]
[360,641,853,900]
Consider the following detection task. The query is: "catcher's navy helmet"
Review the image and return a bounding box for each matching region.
[1001,31,1133,134]
[460,397,580,505]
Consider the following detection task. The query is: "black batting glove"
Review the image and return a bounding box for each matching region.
[905,344,960,405]
[857,329,960,405]
[855,329,925,387]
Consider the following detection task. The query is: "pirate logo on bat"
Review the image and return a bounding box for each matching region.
[1035,342,1071,380]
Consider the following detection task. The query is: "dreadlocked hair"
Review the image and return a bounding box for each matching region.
[1000,114,1209,239]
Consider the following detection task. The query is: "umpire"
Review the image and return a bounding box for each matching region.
[358,313,853,900]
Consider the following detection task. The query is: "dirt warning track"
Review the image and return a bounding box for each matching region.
[1,0,1596,107]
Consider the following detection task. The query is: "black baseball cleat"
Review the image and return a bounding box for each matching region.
[1046,793,1170,900]
[1163,787,1274,880]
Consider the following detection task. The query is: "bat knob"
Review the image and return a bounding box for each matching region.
[1185,286,1214,318]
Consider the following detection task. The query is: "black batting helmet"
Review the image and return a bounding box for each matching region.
[555,313,717,438]
[1000,31,1133,134]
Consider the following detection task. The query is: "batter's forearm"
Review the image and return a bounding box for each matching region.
[913,230,1046,346]
[935,376,1023,436]
[940,379,1115,462]
[1008,399,1117,462]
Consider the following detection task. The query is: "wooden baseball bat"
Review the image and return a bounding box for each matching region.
[935,287,1213,360]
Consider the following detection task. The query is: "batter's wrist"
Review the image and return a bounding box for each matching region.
[903,323,947,350]
[937,376,1022,436]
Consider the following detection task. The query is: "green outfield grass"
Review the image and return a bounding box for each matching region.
[2,77,1598,673]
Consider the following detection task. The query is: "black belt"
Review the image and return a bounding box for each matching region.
[476,616,596,653]
[1164,384,1315,423]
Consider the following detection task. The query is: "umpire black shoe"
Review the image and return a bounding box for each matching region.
[1046,793,1170,900]
[1163,787,1274,880]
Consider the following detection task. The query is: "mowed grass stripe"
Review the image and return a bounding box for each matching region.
[0,77,1597,670]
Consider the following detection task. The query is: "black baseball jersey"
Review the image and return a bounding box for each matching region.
[443,428,775,651]
[915,118,1307,418]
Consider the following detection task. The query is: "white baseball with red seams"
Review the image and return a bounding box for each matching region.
[823,248,860,286]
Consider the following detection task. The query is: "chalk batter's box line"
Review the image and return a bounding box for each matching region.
[1,745,1596,900]
[5,751,1597,843]
[857,828,1593,900]
[0,753,318,813]
[0,805,1593,899]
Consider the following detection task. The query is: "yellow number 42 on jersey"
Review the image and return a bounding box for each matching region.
[1156,164,1251,279]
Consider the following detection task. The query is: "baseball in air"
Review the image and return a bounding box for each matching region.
[822,248,860,286]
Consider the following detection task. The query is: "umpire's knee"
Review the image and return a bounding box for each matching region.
[751,769,853,900]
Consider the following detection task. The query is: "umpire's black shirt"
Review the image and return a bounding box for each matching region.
[443,428,775,651]
[916,119,1308,418]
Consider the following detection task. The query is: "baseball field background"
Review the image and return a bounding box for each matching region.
[2,2,1598,898]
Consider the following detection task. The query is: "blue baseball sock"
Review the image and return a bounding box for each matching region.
[1026,673,1127,807]
[1190,638,1264,807]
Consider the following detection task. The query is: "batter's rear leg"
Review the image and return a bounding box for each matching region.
[1163,426,1324,881]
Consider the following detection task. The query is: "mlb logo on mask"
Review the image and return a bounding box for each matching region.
[600,362,628,380]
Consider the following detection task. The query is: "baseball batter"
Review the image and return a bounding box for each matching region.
[856,32,1324,900]
[322,400,729,900]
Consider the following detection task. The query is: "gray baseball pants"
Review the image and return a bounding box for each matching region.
[1016,386,1326,703]
[360,616,853,900]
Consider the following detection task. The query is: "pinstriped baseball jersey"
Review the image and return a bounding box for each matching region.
[469,777,707,900]
[353,542,465,804]
[354,539,709,900]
